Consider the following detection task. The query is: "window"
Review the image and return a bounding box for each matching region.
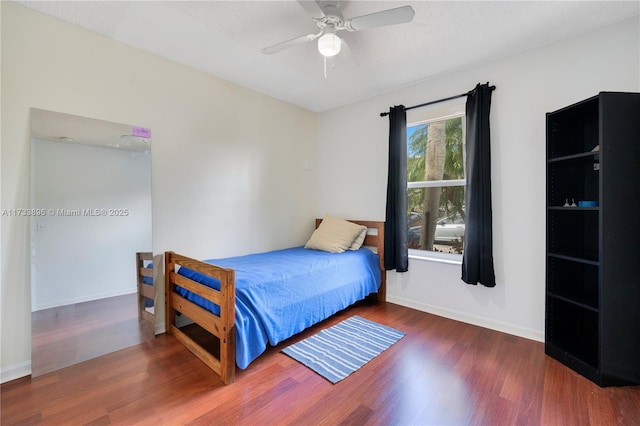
[406,103,466,256]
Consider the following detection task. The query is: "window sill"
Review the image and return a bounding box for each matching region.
[408,249,463,265]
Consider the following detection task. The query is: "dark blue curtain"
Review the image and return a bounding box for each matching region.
[462,83,496,287]
[384,105,408,272]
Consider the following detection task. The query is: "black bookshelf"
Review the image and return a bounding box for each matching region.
[545,92,640,386]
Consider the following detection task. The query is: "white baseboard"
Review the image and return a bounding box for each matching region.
[1,360,31,384]
[386,295,544,343]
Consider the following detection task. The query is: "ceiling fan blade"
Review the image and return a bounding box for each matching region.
[297,0,326,20]
[262,33,318,55]
[345,5,415,31]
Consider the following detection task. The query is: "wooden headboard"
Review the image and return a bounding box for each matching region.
[315,218,386,302]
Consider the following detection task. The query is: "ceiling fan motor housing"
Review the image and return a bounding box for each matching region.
[315,1,344,29]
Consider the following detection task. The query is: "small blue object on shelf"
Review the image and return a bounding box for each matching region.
[578,200,598,207]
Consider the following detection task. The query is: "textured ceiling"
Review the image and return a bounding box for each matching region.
[15,1,640,112]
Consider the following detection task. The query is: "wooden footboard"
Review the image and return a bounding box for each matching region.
[165,252,236,384]
[136,252,154,326]
[165,219,385,385]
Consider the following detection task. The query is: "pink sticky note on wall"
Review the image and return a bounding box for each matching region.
[132,127,151,138]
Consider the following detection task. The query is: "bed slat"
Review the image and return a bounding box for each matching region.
[169,293,223,338]
[171,272,223,306]
[171,253,233,281]
[139,267,153,278]
[140,310,154,324]
[138,252,153,261]
[140,283,154,299]
[136,252,154,326]
[171,325,223,377]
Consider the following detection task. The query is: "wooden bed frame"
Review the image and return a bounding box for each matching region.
[136,252,154,326]
[164,219,385,385]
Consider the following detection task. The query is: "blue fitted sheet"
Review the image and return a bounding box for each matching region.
[175,246,381,369]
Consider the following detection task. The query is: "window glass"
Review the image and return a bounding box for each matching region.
[407,113,465,255]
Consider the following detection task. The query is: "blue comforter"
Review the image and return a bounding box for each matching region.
[176,246,381,369]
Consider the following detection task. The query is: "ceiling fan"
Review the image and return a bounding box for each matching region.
[262,1,415,58]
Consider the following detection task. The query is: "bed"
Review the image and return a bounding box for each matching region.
[164,219,386,384]
[136,252,154,326]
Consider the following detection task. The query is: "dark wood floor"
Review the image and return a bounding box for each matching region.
[4,300,640,425]
[31,293,155,377]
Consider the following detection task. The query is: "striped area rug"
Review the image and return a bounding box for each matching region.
[282,315,405,384]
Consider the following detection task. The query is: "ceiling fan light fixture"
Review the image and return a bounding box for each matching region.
[317,32,341,57]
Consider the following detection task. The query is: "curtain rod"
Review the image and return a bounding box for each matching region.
[379,84,496,117]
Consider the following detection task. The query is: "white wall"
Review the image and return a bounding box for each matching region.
[318,17,640,341]
[1,2,317,382]
[30,140,152,311]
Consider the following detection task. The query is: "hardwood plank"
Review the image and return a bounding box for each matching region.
[4,301,640,425]
[30,293,155,377]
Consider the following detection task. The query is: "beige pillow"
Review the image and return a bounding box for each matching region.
[305,215,367,253]
[348,227,367,251]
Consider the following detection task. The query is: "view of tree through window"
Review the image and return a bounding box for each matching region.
[407,115,466,254]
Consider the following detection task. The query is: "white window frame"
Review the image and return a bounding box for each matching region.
[406,100,466,264]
